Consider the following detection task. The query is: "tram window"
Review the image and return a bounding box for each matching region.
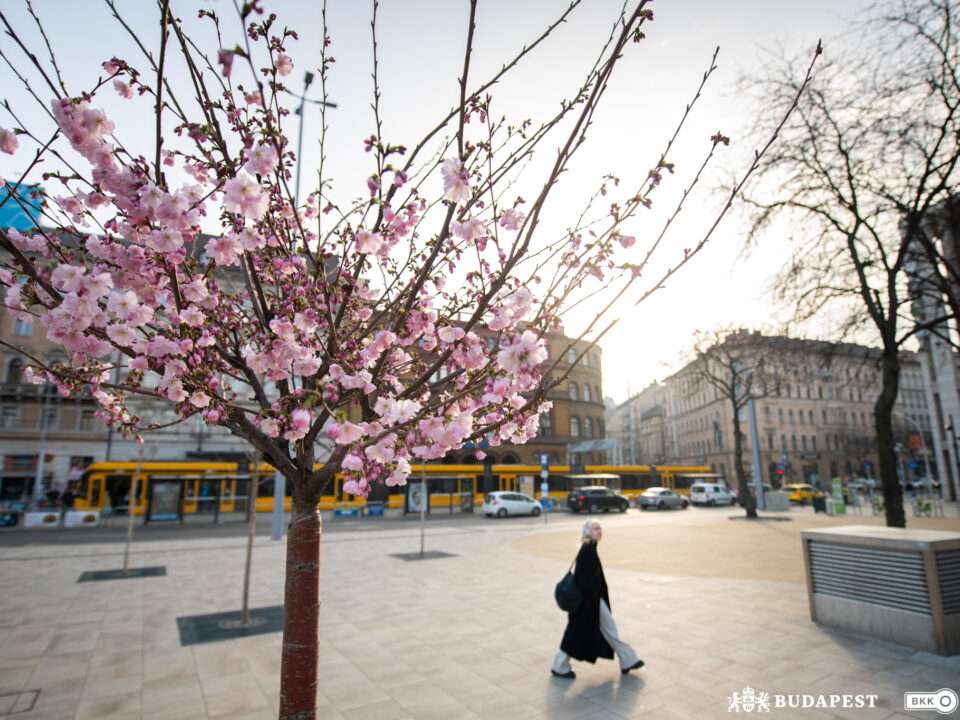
[256,478,275,497]
[0,477,28,501]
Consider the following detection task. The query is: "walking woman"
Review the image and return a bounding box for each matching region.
[551,520,644,679]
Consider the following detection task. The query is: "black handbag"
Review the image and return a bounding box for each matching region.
[554,559,583,613]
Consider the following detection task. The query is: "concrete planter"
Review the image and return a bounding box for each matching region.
[801,525,960,655]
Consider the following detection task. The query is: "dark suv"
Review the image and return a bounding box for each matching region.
[566,487,629,514]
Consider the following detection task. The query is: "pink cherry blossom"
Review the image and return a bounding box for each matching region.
[190,391,211,408]
[440,158,470,204]
[217,49,233,78]
[0,128,19,155]
[244,144,279,176]
[330,421,364,445]
[284,408,311,441]
[205,234,242,266]
[355,229,383,255]
[276,54,294,76]
[223,173,268,218]
[619,235,636,248]
[499,207,524,231]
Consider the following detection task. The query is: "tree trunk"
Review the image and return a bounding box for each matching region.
[241,462,260,626]
[732,410,758,519]
[279,498,322,719]
[876,349,905,528]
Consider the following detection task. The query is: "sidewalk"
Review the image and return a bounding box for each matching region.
[0,506,957,719]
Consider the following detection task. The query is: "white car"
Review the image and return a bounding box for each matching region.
[689,482,736,506]
[482,491,542,517]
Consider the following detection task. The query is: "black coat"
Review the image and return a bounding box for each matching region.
[560,540,613,662]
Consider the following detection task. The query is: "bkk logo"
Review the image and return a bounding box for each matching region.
[727,686,880,713]
[904,689,959,715]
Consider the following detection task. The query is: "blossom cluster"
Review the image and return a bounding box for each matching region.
[1,98,554,497]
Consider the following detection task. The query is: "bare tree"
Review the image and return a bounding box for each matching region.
[742,0,960,527]
[686,328,785,518]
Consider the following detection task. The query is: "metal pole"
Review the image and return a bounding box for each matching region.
[294,71,314,207]
[271,469,285,541]
[30,385,52,509]
[242,458,260,626]
[747,392,765,511]
[123,439,144,576]
[946,418,960,516]
[419,463,426,558]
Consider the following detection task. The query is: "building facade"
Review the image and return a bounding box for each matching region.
[662,333,934,489]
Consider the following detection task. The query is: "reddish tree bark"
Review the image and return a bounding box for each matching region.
[279,504,322,719]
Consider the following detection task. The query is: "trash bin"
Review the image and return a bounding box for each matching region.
[812,495,827,513]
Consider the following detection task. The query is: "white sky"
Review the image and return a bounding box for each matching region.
[0,0,875,404]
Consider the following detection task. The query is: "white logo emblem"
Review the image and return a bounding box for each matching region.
[905,688,959,715]
[728,686,771,713]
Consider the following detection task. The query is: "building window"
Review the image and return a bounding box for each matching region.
[791,434,798,451]
[567,349,576,364]
[39,405,58,430]
[764,406,771,423]
[780,434,787,451]
[12,319,32,337]
[0,406,18,429]
[802,435,807,450]
[822,410,828,424]
[6,358,24,384]
[79,409,98,431]
[778,408,784,423]
[584,385,592,403]
[569,382,579,401]
[811,435,817,450]
[767,433,774,450]
[809,410,814,424]
[570,417,581,437]
[595,386,601,403]
[582,353,589,367]
[788,409,795,424]
[584,417,593,438]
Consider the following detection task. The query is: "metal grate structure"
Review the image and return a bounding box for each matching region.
[808,542,931,615]
[937,549,960,616]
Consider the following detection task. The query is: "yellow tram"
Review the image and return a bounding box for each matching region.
[74,460,712,518]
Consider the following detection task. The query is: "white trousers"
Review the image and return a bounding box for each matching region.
[552,599,640,673]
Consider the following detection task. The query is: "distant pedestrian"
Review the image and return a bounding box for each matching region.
[60,487,76,510]
[551,520,644,679]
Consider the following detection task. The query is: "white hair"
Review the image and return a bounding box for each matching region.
[580,519,599,544]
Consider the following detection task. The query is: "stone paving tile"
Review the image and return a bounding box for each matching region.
[0,512,958,719]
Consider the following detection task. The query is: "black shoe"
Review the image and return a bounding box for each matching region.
[551,669,575,679]
[621,659,644,675]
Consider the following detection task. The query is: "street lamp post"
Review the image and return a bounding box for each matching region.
[286,71,338,206]
[30,384,53,510]
[944,417,960,514]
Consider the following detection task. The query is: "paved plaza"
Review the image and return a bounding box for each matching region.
[0,504,959,719]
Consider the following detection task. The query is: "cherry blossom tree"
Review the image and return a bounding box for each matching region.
[0,1,813,716]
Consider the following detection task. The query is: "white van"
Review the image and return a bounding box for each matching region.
[689,482,736,506]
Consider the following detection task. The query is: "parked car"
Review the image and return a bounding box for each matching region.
[482,491,542,518]
[636,487,689,510]
[689,482,736,506]
[734,484,775,506]
[566,487,629,514]
[848,478,876,493]
[782,484,824,504]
